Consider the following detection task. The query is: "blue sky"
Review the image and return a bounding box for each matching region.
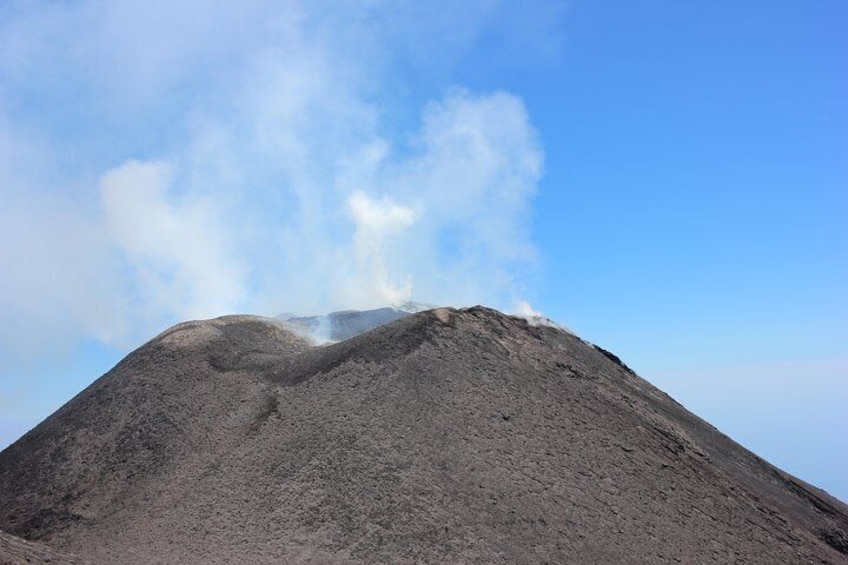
[1,1,845,500]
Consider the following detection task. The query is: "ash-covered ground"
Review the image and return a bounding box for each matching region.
[1,307,846,564]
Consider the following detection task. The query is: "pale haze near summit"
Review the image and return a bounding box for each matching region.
[0,2,845,501]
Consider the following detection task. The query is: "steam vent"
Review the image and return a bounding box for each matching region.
[1,307,846,564]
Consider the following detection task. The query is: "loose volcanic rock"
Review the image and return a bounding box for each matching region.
[0,529,88,565]
[1,307,846,564]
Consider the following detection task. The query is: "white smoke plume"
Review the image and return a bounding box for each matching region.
[346,190,416,308]
[0,0,560,357]
[512,300,572,333]
[99,160,249,323]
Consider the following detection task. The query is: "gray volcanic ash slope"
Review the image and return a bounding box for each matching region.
[0,308,846,564]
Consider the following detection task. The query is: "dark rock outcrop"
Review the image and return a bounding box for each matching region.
[0,308,846,564]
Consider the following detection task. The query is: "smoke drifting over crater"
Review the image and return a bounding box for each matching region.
[0,1,553,357]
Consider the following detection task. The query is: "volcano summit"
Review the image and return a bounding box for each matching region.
[0,307,846,564]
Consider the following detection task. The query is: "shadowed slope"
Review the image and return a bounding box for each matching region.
[0,308,846,564]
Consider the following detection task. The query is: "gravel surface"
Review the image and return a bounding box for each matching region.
[0,529,88,564]
[1,307,846,564]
